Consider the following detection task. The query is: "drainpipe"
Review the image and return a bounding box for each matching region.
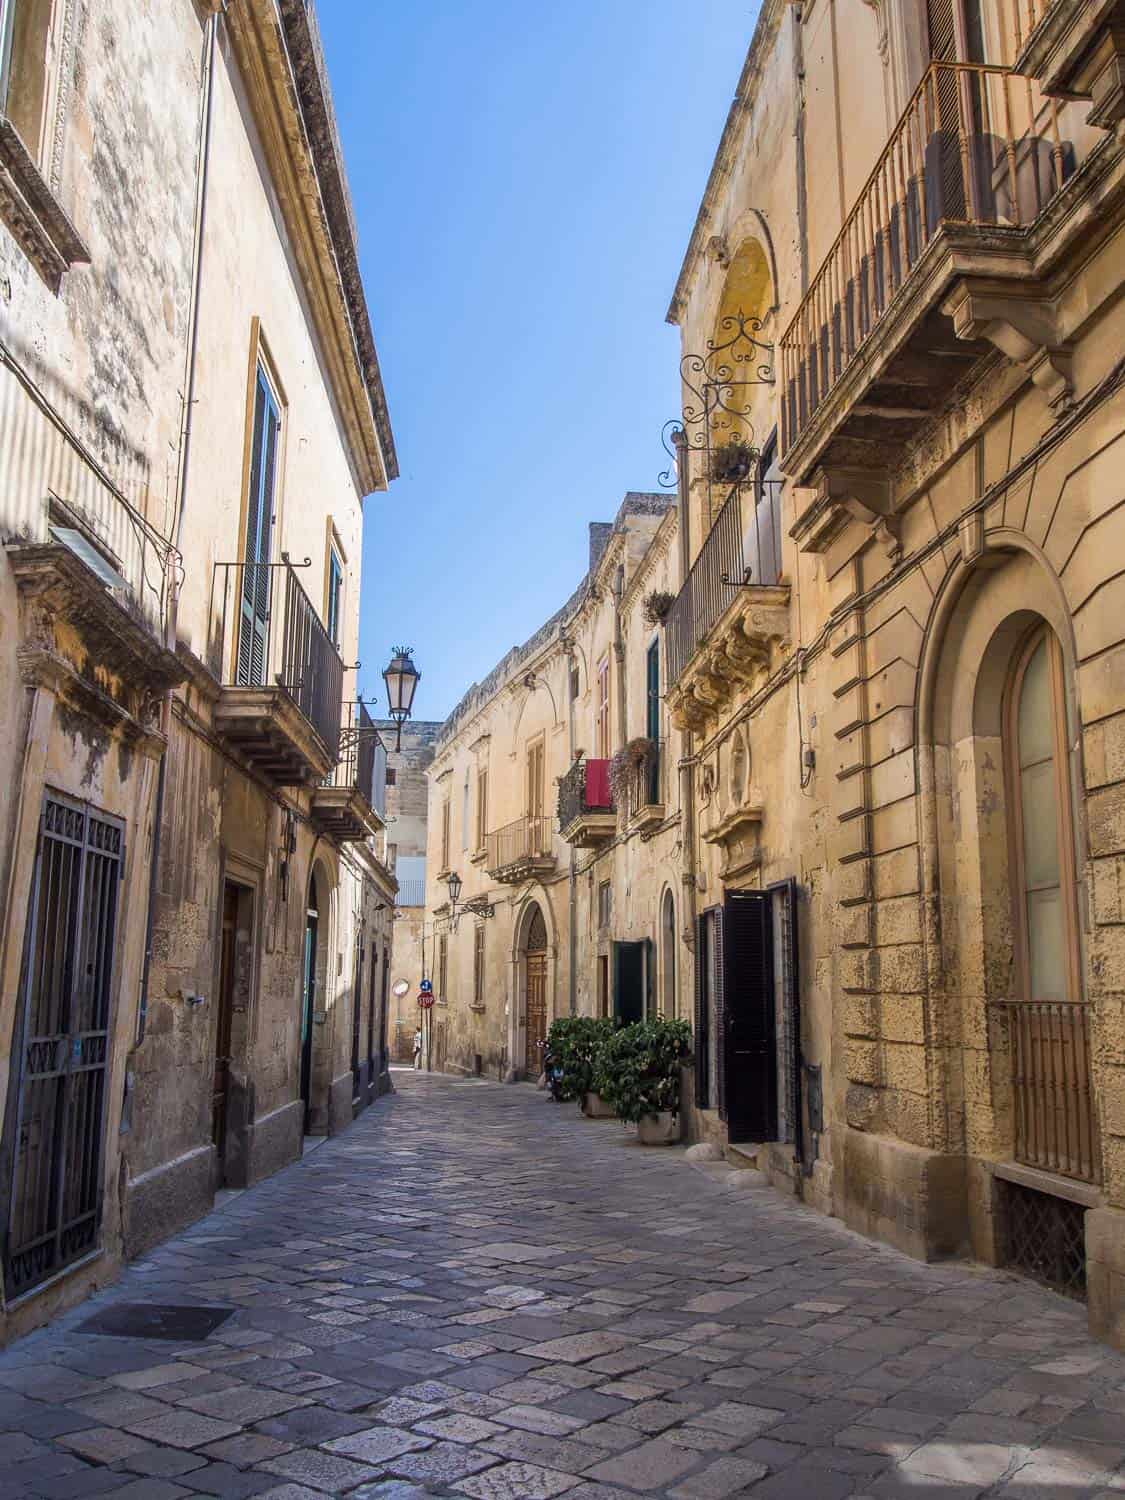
[563,634,577,1016]
[674,429,699,999]
[611,563,627,749]
[793,4,810,297]
[136,7,220,1048]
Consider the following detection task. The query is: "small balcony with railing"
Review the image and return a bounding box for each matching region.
[485,813,555,883]
[780,59,1085,536]
[619,740,668,837]
[212,555,345,787]
[310,701,386,843]
[558,757,615,848]
[1016,0,1125,132]
[664,478,790,735]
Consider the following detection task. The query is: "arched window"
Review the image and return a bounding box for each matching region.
[1005,626,1079,1006]
[525,905,548,953]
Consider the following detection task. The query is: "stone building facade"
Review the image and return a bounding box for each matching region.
[377,719,442,1061]
[660,0,1125,1348]
[422,495,682,1080]
[426,0,1125,1347]
[0,0,397,1343]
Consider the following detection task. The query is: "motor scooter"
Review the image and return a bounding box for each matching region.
[539,1038,565,1103]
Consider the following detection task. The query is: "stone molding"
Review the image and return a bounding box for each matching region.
[666,587,790,733]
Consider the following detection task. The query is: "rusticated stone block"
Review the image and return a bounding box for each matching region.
[844,993,878,1039]
[1083,711,1125,791]
[839,901,873,949]
[873,894,924,947]
[829,811,870,865]
[1087,1205,1125,1350]
[846,1038,881,1085]
[884,1085,930,1147]
[880,992,926,1044]
[1087,784,1125,859]
[1089,924,1125,993]
[839,947,875,993]
[872,845,921,900]
[873,942,927,994]
[846,1083,882,1130]
[884,1041,928,1095]
[841,1128,968,1261]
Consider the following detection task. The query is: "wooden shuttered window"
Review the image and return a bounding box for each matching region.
[440,800,450,871]
[722,891,777,1143]
[476,766,488,851]
[238,369,280,687]
[473,924,485,1007]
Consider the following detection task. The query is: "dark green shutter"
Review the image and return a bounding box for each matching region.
[238,371,280,686]
[722,890,776,1142]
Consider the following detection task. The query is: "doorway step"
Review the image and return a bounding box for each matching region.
[725,1142,763,1171]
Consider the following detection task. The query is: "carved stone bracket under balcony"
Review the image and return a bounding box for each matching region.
[1017,0,1125,131]
[943,280,1074,413]
[6,543,184,745]
[667,588,790,734]
[791,470,904,560]
[214,688,335,788]
[309,785,383,843]
[701,804,764,881]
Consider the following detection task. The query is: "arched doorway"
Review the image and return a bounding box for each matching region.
[523,904,548,1076]
[923,543,1100,1293]
[661,888,676,1019]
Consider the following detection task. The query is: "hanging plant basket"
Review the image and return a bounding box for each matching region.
[642,589,676,627]
[710,438,758,486]
[608,737,657,806]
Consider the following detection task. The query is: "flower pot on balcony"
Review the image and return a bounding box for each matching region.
[582,1091,615,1118]
[637,1110,681,1146]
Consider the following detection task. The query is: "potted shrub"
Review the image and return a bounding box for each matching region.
[710,437,757,486]
[642,589,676,627]
[593,1018,692,1144]
[608,737,657,810]
[545,1016,615,1105]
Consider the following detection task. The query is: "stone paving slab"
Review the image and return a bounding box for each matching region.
[1,1070,1124,1497]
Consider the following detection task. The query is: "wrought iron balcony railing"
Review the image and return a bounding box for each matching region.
[620,740,667,826]
[486,814,554,879]
[558,757,613,826]
[991,999,1100,1185]
[326,700,387,813]
[667,481,782,686]
[214,555,345,760]
[780,60,1073,461]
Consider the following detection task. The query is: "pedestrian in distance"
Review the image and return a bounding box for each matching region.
[413,1026,423,1069]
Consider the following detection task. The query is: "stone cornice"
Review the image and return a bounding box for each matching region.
[621,509,679,614]
[225,0,396,493]
[666,0,787,326]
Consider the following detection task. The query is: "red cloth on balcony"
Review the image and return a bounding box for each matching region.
[585,757,611,809]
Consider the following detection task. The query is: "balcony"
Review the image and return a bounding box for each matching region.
[620,741,668,838]
[780,61,1080,539]
[558,758,616,847]
[1016,0,1125,131]
[486,814,555,883]
[665,484,790,734]
[311,702,386,843]
[212,557,344,787]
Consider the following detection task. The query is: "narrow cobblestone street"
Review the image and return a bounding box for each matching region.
[2,1072,1124,1500]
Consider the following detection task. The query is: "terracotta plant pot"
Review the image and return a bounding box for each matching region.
[637,1110,681,1146]
[582,1091,615,1118]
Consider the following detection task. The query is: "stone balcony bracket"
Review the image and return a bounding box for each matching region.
[793,469,903,561]
[1016,0,1125,132]
[942,281,1074,413]
[667,588,790,734]
[701,804,764,881]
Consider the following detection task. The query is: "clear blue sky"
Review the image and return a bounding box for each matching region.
[318,2,759,723]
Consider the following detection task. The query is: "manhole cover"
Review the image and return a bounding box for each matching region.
[78,1303,234,1340]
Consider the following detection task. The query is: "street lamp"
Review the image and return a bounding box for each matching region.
[382,646,420,751]
[447,870,463,928]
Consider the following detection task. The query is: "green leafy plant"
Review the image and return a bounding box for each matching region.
[710,437,758,485]
[608,737,656,806]
[593,1018,693,1124]
[642,589,676,627]
[546,1015,616,1102]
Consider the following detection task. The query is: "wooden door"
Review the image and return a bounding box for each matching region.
[525,952,548,1074]
[300,908,317,1126]
[723,890,777,1143]
[212,885,239,1162]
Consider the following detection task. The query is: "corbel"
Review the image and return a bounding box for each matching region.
[943,282,1073,413]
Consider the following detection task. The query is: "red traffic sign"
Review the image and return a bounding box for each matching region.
[418,993,435,1010]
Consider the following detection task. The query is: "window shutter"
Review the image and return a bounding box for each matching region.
[926,0,956,58]
[722,890,776,1142]
[694,914,708,1108]
[714,905,727,1121]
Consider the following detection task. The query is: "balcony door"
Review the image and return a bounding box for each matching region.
[646,640,661,805]
[238,367,281,687]
[527,737,545,837]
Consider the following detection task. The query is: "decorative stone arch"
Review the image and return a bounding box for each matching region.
[915,528,1097,1257]
[508,892,558,1081]
[301,851,339,1138]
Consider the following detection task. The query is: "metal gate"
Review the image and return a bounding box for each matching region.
[2,794,123,1300]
